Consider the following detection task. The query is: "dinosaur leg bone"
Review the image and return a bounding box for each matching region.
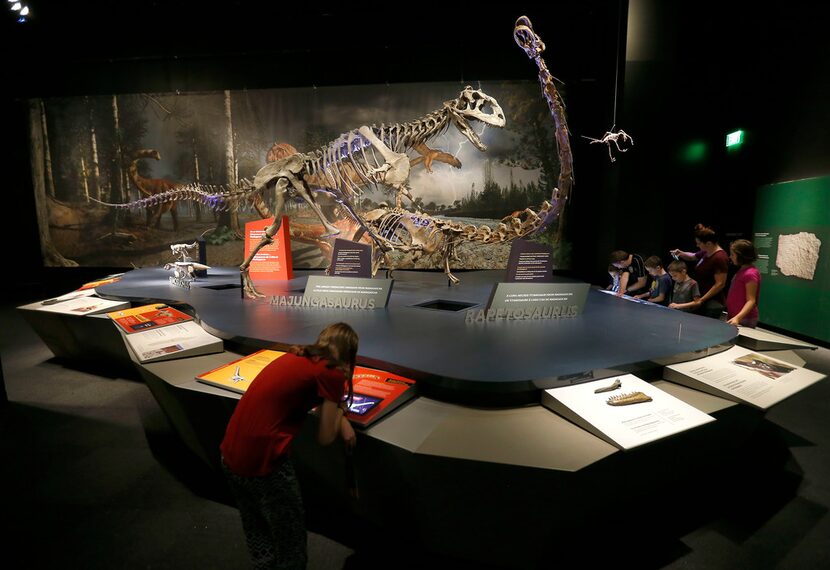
[239,186,286,299]
[287,174,340,238]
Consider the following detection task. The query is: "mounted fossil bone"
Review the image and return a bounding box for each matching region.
[594,378,622,394]
[514,16,573,241]
[350,201,553,284]
[606,391,653,406]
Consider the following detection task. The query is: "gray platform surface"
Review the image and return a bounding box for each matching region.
[97,267,738,402]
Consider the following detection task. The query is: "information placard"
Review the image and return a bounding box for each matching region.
[107,303,193,334]
[31,295,129,316]
[196,350,288,394]
[330,238,372,278]
[542,374,715,450]
[485,282,589,319]
[303,275,392,309]
[664,345,826,409]
[245,216,293,282]
[506,239,554,282]
[346,367,417,428]
[123,321,223,363]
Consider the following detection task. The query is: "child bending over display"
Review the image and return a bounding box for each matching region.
[606,264,622,293]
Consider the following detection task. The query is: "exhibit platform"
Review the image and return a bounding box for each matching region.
[17,267,826,567]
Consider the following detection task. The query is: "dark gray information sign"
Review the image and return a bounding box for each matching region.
[303,275,392,309]
[506,239,554,282]
[483,282,590,320]
[330,239,372,278]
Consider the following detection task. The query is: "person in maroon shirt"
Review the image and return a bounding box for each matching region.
[670,223,729,319]
[221,322,358,570]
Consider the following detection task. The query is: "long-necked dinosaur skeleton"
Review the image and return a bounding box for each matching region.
[95,86,506,297]
[514,16,574,241]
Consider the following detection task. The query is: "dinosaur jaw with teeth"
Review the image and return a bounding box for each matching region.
[452,114,488,151]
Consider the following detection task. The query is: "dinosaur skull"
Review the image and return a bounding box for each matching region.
[445,86,506,151]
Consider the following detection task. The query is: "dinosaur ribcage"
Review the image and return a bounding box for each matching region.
[375,212,411,246]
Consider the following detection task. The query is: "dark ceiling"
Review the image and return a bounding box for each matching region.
[2,2,624,97]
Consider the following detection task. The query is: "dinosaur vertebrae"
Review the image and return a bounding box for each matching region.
[95,181,254,212]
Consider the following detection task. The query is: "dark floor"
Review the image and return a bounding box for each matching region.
[2,295,829,569]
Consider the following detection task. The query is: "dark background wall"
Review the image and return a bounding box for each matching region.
[4,1,829,296]
[603,0,830,286]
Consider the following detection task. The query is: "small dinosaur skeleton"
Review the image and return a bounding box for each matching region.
[606,391,653,406]
[581,129,634,163]
[93,87,506,297]
[163,261,210,289]
[594,378,622,394]
[170,241,198,262]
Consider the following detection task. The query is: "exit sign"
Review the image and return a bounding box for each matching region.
[726,130,744,147]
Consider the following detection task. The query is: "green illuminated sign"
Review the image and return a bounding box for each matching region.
[726,130,744,147]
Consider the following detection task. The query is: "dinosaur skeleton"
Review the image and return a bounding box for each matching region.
[354,202,553,284]
[93,86,505,297]
[163,261,210,289]
[170,241,198,262]
[582,129,634,163]
[514,16,574,240]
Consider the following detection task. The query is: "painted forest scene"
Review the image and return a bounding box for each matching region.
[30,81,567,272]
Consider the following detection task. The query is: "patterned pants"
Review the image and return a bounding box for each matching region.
[222,459,307,570]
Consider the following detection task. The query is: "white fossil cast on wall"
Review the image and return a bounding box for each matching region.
[776,232,822,280]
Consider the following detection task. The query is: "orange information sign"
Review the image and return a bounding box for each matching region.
[77,274,123,290]
[245,216,293,282]
[107,303,193,334]
[195,349,288,394]
[345,366,417,428]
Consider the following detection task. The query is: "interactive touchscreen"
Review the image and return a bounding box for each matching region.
[346,394,383,416]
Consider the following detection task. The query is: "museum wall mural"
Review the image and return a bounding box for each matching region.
[28,80,565,274]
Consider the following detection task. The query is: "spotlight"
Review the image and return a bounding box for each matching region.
[7,0,29,22]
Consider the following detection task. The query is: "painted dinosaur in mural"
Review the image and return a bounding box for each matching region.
[128,149,181,231]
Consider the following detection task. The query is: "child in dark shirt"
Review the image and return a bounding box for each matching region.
[609,250,649,297]
[634,256,673,306]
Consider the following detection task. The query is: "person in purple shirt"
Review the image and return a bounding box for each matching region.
[670,223,729,319]
[726,239,761,327]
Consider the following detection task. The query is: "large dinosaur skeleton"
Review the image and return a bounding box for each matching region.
[514,16,574,241]
[95,86,506,297]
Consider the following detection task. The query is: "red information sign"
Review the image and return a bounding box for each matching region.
[345,366,417,428]
[244,216,293,281]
